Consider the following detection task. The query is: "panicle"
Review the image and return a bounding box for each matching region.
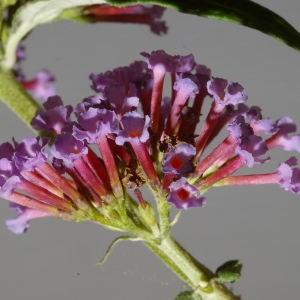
[3,49,300,233]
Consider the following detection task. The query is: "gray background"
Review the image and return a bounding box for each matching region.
[0,0,300,299]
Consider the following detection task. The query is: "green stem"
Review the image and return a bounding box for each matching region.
[144,235,239,300]
[151,186,171,237]
[0,68,41,132]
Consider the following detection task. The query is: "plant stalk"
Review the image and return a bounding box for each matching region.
[144,234,239,300]
[0,67,41,131]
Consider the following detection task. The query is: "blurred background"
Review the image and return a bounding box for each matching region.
[0,0,300,299]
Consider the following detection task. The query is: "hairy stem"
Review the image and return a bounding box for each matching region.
[144,235,239,300]
[0,68,41,132]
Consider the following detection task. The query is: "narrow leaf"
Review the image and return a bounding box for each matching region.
[107,0,300,52]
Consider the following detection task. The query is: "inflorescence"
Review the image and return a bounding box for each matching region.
[1,50,300,234]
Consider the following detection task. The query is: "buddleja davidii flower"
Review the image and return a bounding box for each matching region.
[6,202,50,234]
[12,137,92,211]
[193,115,270,190]
[83,4,168,36]
[166,112,266,209]
[74,107,124,199]
[89,63,145,118]
[30,96,73,134]
[200,104,273,152]
[0,138,92,234]
[266,115,300,152]
[194,77,248,160]
[192,115,253,179]
[90,61,149,94]
[164,77,199,136]
[244,106,275,135]
[167,178,206,210]
[195,110,300,197]
[140,50,195,134]
[162,143,196,175]
[211,157,300,196]
[19,70,56,101]
[115,111,160,189]
[101,83,139,118]
[50,132,118,209]
[277,157,300,195]
[178,65,211,135]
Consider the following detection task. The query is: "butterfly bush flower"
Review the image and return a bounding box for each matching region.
[2,50,300,234]
[83,4,168,35]
[162,143,196,176]
[167,178,206,210]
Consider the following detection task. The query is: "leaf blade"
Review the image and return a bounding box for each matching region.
[107,0,300,52]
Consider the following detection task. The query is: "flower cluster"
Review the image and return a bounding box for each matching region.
[2,50,300,234]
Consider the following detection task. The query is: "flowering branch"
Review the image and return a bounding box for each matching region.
[0,1,300,300]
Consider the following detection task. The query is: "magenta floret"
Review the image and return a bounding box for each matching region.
[162,144,196,175]
[116,111,151,145]
[167,178,206,210]
[31,96,73,134]
[207,77,248,106]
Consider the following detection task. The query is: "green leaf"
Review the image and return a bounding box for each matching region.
[2,0,299,69]
[1,0,108,69]
[215,260,242,283]
[107,0,300,53]
[175,291,202,300]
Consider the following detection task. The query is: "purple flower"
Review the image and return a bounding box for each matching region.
[0,175,21,197]
[13,137,49,172]
[277,157,300,194]
[141,50,195,74]
[0,142,15,161]
[90,61,149,94]
[165,77,199,133]
[267,116,300,152]
[174,77,199,99]
[84,5,168,36]
[245,106,275,134]
[162,144,196,175]
[235,135,269,167]
[6,203,49,234]
[207,77,248,106]
[167,178,206,210]
[0,142,22,196]
[103,83,139,116]
[31,96,73,134]
[50,133,88,169]
[21,69,56,100]
[75,95,108,115]
[116,111,151,145]
[74,108,118,143]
